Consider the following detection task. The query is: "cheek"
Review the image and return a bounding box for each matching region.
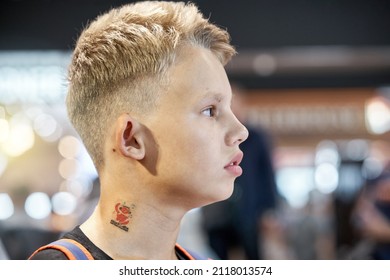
[154,118,222,171]
[168,121,211,150]
[180,130,219,162]
[162,131,219,175]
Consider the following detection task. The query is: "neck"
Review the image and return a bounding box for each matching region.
[81,197,185,260]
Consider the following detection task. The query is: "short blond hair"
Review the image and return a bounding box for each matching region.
[66,1,236,171]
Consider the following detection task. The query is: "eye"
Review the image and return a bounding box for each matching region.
[201,106,216,117]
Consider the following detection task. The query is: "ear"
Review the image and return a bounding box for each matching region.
[115,114,145,160]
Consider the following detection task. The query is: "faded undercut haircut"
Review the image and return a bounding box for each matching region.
[66,1,236,171]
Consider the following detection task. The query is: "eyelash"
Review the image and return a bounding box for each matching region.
[202,106,216,117]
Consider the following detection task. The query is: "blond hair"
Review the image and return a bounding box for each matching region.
[66,1,236,171]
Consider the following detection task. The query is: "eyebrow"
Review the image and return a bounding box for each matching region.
[201,91,224,103]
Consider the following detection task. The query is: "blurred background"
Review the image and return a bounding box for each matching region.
[1,0,390,260]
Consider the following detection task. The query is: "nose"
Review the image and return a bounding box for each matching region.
[236,122,249,145]
[226,117,249,146]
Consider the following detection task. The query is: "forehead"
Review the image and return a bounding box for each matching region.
[164,45,232,104]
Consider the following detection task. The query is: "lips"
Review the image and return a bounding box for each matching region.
[224,151,244,176]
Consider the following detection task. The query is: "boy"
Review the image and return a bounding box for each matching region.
[29,0,248,260]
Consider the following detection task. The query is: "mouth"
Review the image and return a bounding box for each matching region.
[225,152,243,167]
[224,151,244,176]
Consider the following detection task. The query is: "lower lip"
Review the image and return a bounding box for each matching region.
[224,165,243,176]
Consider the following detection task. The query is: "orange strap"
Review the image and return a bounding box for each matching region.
[175,243,196,260]
[29,238,94,260]
[175,243,212,260]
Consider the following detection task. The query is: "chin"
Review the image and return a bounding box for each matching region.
[206,184,234,205]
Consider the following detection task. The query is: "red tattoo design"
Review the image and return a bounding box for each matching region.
[110,202,135,232]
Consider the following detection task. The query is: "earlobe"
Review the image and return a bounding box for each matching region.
[115,114,145,160]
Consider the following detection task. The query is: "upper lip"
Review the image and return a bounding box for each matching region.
[224,151,243,168]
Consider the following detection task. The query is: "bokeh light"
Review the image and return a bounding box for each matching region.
[24,192,51,220]
[0,193,14,220]
[314,163,339,194]
[58,158,80,180]
[51,191,77,215]
[58,135,81,159]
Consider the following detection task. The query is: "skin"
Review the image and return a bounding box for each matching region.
[80,44,249,260]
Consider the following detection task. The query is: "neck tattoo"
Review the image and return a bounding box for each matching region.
[110,201,136,232]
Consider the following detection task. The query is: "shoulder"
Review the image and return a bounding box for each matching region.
[29,248,69,260]
[29,226,111,260]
